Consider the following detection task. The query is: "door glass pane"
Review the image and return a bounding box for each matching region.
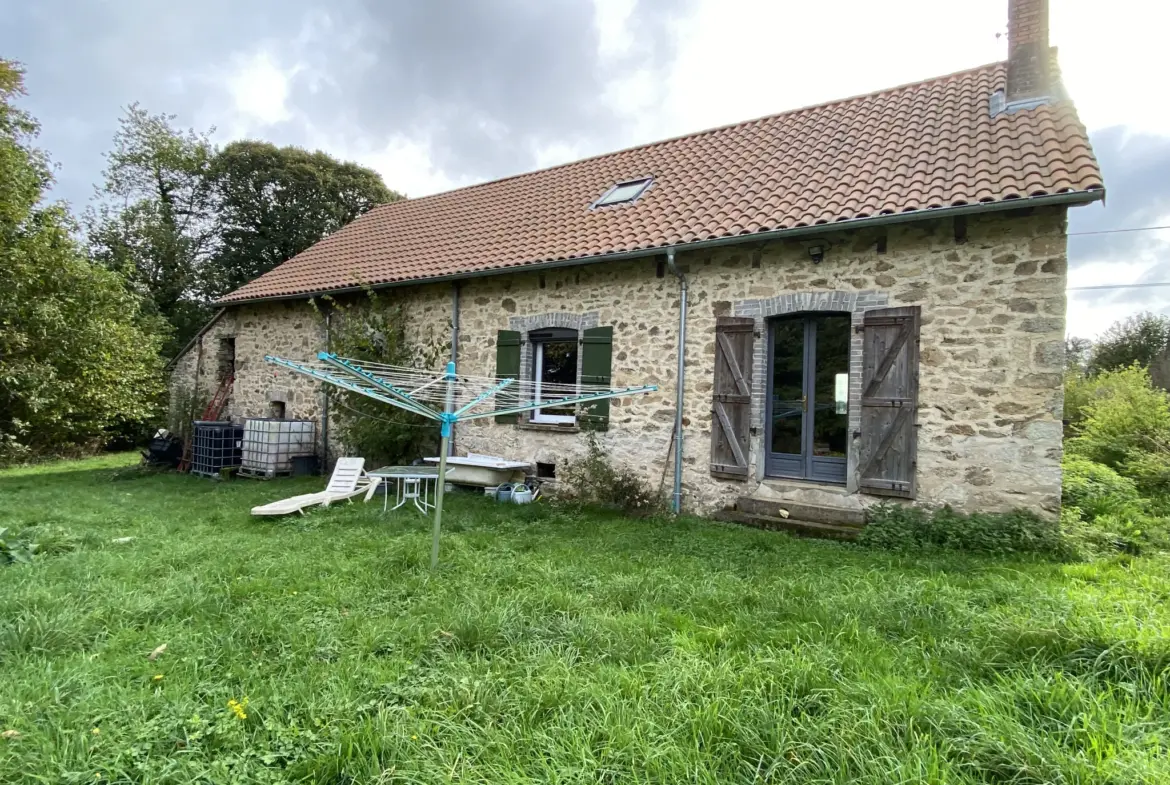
[811,315,850,458]
[538,340,578,416]
[770,318,804,455]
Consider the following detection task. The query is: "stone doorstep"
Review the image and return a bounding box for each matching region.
[756,478,855,501]
[712,510,861,541]
[735,495,867,528]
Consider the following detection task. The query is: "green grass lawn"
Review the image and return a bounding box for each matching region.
[1,455,1168,784]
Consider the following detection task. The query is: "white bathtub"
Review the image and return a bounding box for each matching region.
[423,453,530,486]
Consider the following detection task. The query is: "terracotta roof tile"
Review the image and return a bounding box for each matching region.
[220,60,1103,303]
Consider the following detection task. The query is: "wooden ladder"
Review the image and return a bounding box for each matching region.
[178,374,234,472]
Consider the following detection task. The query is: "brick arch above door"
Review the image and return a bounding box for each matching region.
[731,290,890,490]
[508,311,600,334]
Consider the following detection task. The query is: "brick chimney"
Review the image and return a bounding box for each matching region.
[1005,0,1051,108]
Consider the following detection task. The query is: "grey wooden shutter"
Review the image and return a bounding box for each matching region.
[710,317,754,479]
[494,330,521,424]
[579,326,613,431]
[858,306,920,498]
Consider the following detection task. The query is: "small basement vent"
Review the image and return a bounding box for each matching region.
[239,419,316,479]
[189,421,243,478]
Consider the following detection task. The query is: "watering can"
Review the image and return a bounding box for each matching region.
[511,483,534,504]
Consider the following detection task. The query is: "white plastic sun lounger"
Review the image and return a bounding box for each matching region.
[250,457,381,516]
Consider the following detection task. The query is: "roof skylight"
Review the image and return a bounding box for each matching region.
[594,177,652,207]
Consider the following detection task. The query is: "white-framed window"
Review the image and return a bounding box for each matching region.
[530,328,578,424]
[593,177,653,208]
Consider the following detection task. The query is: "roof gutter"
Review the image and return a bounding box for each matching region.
[218,189,1104,306]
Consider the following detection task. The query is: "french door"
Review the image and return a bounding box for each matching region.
[766,313,851,483]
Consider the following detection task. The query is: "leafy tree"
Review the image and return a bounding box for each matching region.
[0,61,47,230]
[87,105,217,357]
[1087,312,1170,376]
[0,61,163,460]
[1065,336,1093,372]
[202,141,399,298]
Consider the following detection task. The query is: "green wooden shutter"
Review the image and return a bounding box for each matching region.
[494,330,522,424]
[579,326,613,431]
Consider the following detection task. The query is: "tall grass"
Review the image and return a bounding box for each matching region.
[0,454,1167,783]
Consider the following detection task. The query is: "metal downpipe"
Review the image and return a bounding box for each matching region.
[449,282,460,456]
[666,247,686,514]
[322,310,331,471]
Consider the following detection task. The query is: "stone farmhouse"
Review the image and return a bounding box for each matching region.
[171,0,1104,522]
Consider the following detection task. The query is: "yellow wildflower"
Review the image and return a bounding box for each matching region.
[227,697,249,720]
[411,734,418,740]
[91,727,100,735]
[152,674,164,682]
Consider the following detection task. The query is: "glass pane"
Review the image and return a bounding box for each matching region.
[598,179,649,205]
[770,318,805,456]
[810,315,850,458]
[538,340,578,416]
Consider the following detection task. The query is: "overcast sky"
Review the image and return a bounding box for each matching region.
[4,0,1167,339]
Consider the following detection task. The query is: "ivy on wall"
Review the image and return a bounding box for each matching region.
[315,291,448,467]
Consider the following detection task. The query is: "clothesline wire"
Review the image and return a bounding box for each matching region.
[348,359,604,389]
[302,358,646,397]
[329,396,438,429]
[304,370,626,400]
[276,357,655,415]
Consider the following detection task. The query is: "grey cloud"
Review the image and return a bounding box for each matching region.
[1067,126,1170,316]
[2,0,690,207]
[5,0,1169,323]
[3,0,314,207]
[285,0,687,185]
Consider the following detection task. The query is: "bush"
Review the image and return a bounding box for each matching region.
[1061,455,1144,520]
[1062,370,1094,434]
[1061,455,1170,555]
[859,504,1068,557]
[1057,505,1121,558]
[559,432,665,517]
[1066,365,1170,495]
[1119,451,1170,498]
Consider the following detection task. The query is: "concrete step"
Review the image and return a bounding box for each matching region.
[736,496,866,528]
[713,510,861,541]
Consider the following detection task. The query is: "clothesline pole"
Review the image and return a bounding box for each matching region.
[430,361,456,570]
[264,353,659,569]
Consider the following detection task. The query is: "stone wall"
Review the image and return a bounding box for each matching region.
[454,207,1068,515]
[170,206,1069,515]
[167,310,236,431]
[169,290,452,463]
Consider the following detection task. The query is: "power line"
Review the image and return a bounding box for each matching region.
[1068,225,1170,237]
[1065,226,1170,291]
[1068,282,1170,291]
